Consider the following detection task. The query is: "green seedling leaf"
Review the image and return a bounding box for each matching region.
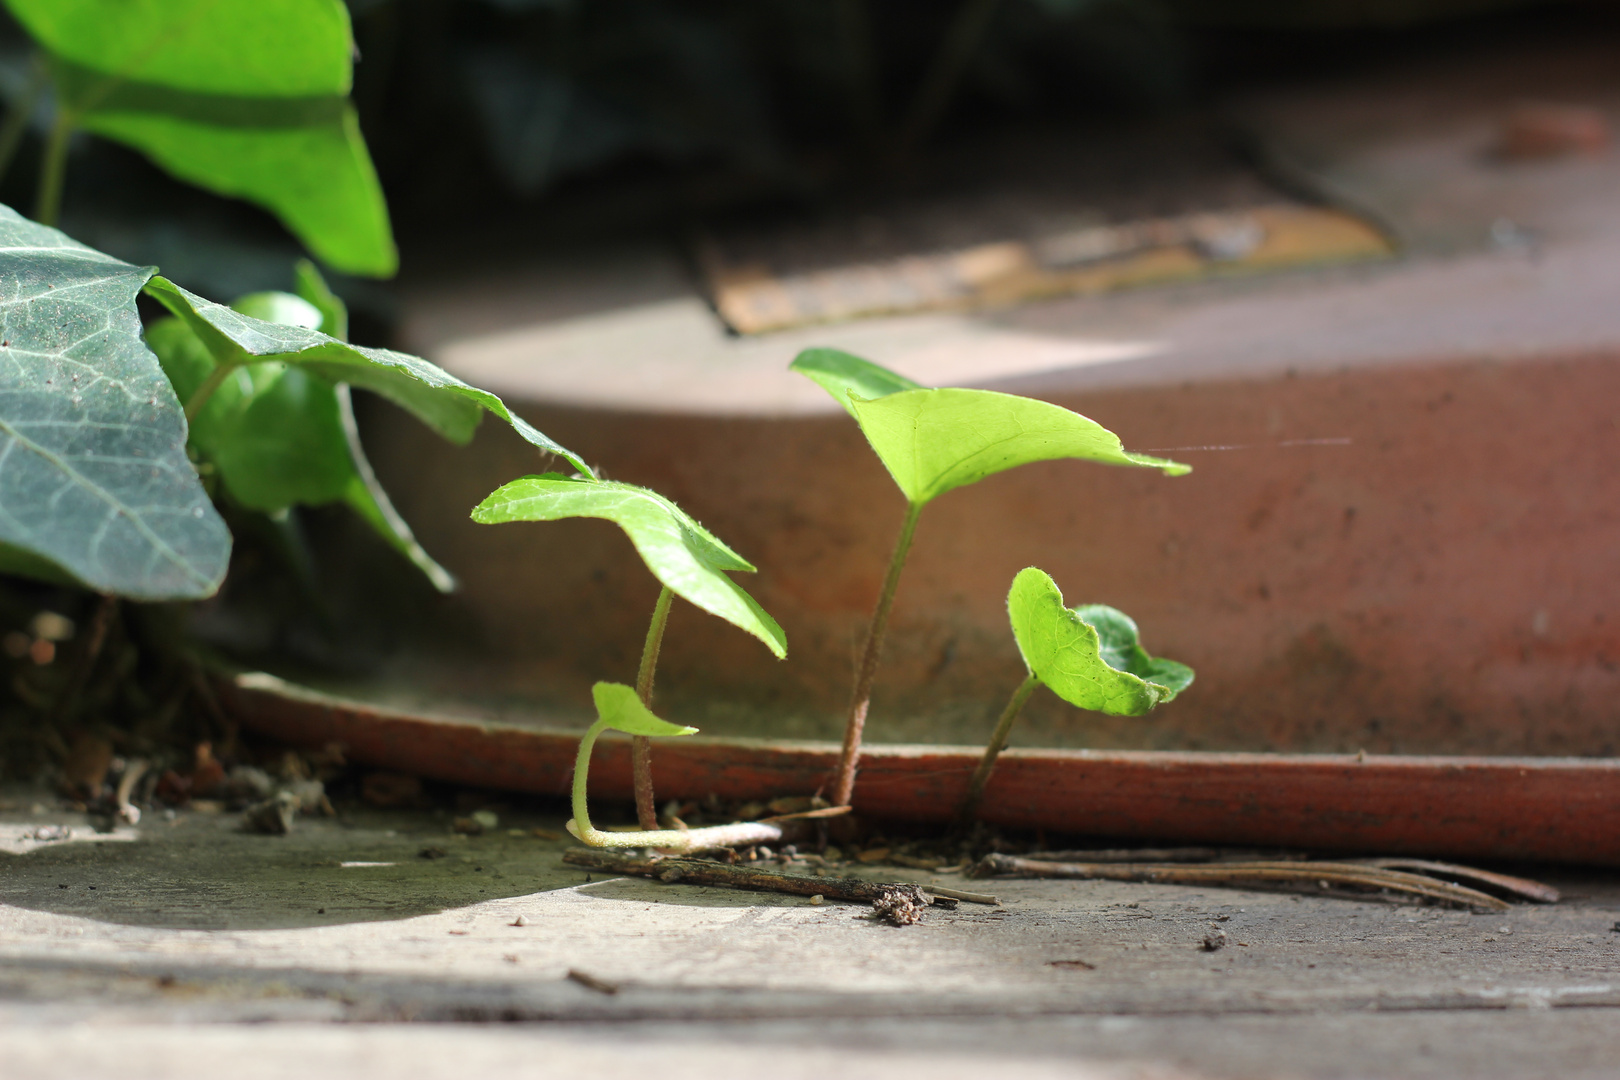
[141,275,592,475]
[1007,567,1193,716]
[7,0,396,275]
[592,681,698,738]
[788,347,924,418]
[0,203,229,599]
[790,349,1187,506]
[852,388,1190,505]
[471,475,787,658]
[148,289,454,591]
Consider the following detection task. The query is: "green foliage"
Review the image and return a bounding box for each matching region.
[147,281,454,592]
[1006,566,1192,716]
[141,276,591,472]
[471,474,786,658]
[0,203,229,600]
[0,205,588,600]
[790,348,1188,507]
[592,680,699,739]
[788,348,923,419]
[5,0,395,275]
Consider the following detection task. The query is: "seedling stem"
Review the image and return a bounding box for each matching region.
[959,672,1039,823]
[832,499,923,806]
[631,584,674,830]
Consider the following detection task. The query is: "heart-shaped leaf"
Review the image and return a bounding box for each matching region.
[471,474,787,658]
[592,681,698,738]
[141,275,591,476]
[7,0,396,275]
[147,286,454,591]
[1007,566,1193,716]
[852,388,1190,506]
[0,203,229,599]
[789,347,924,418]
[791,348,1188,506]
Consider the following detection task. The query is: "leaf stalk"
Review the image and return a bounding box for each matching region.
[631,584,674,830]
[34,109,74,226]
[831,499,923,806]
[959,671,1040,824]
[183,362,238,422]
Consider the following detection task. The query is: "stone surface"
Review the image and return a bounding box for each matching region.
[1,789,1617,1077]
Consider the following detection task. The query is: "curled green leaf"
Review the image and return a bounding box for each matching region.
[471,475,786,658]
[141,275,591,475]
[148,287,454,592]
[1007,567,1193,716]
[592,681,698,738]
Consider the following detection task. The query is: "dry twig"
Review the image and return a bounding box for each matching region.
[971,853,1514,911]
[563,848,935,925]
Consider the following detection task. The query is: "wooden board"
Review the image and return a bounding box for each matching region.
[219,672,1620,867]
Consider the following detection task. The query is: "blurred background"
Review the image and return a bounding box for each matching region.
[5,0,1619,759]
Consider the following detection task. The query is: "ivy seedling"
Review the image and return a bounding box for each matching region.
[566,682,784,852]
[472,474,785,832]
[959,567,1194,822]
[790,347,1189,805]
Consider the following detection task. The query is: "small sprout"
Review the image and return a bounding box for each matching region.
[959,567,1193,822]
[566,682,783,853]
[474,473,785,829]
[789,348,1187,805]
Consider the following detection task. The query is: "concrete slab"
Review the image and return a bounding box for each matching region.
[2,788,1618,1078]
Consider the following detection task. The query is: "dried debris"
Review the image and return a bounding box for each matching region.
[563,847,941,925]
[968,852,1556,912]
[241,790,300,835]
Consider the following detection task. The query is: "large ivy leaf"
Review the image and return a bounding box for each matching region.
[471,474,787,658]
[141,276,592,476]
[5,0,395,276]
[147,289,454,592]
[592,681,698,738]
[1006,567,1192,716]
[0,204,229,599]
[791,348,1188,506]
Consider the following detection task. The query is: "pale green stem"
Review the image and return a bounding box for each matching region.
[0,56,46,188]
[566,718,783,851]
[184,363,238,422]
[831,499,924,807]
[631,584,674,830]
[958,672,1040,824]
[34,108,74,226]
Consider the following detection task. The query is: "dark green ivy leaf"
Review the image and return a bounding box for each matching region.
[0,203,229,599]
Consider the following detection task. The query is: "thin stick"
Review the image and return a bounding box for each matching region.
[631,585,674,831]
[832,500,923,806]
[33,109,73,226]
[184,363,236,421]
[0,55,46,188]
[959,672,1039,823]
[971,854,1513,911]
[894,0,1001,159]
[563,848,933,924]
[924,884,999,905]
